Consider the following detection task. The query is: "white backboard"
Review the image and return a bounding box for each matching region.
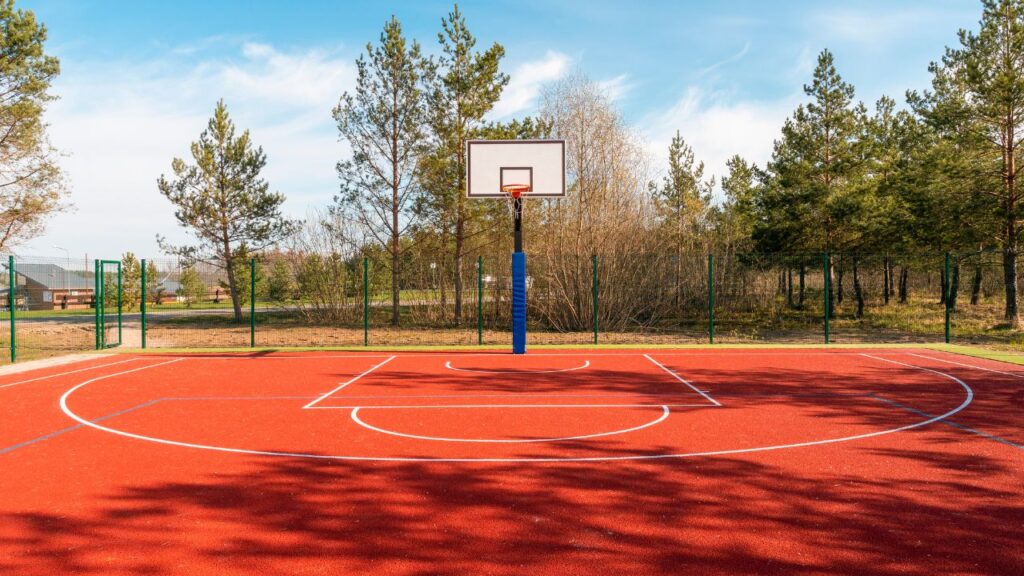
[466,139,566,198]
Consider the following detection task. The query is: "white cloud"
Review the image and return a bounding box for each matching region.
[640,87,799,197]
[810,8,941,49]
[23,42,356,258]
[490,51,571,119]
[597,73,632,103]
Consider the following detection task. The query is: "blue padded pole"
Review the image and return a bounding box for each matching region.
[512,251,527,354]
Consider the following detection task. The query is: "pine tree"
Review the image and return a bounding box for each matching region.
[332,16,426,326]
[420,4,508,325]
[157,100,298,322]
[909,0,1024,326]
[650,131,715,251]
[0,0,67,250]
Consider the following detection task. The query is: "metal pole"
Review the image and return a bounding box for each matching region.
[823,252,831,344]
[363,257,369,347]
[117,262,122,346]
[94,259,100,350]
[708,254,714,344]
[8,255,15,363]
[250,258,256,348]
[477,256,483,345]
[513,197,523,253]
[592,255,599,344]
[99,260,105,349]
[944,252,951,344]
[141,259,147,349]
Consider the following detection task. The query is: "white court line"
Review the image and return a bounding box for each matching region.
[904,352,1024,379]
[301,355,396,409]
[643,354,722,407]
[309,403,711,409]
[350,405,670,443]
[58,353,975,462]
[444,360,590,374]
[0,357,142,390]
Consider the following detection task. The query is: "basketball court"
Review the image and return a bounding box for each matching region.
[1,347,1022,574]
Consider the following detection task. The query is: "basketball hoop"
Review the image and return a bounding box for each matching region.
[501,184,530,253]
[501,183,530,199]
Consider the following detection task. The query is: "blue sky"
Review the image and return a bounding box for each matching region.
[21,0,979,258]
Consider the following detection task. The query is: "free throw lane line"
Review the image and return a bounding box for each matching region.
[643,354,722,406]
[444,360,590,374]
[302,355,397,409]
[350,405,670,443]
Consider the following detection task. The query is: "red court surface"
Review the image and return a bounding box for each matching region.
[1,348,1022,575]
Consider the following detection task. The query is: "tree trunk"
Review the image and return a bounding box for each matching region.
[222,236,242,323]
[939,265,947,305]
[798,264,806,309]
[853,256,864,319]
[786,267,793,308]
[883,257,890,305]
[971,263,983,306]
[1002,243,1019,326]
[453,200,465,326]
[836,261,845,305]
[898,266,908,304]
[827,262,836,317]
[391,246,400,326]
[888,258,895,299]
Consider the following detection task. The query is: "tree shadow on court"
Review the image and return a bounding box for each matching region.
[3,355,1023,575]
[2,445,1023,575]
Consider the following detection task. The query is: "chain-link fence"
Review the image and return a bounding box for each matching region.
[4,249,1024,364]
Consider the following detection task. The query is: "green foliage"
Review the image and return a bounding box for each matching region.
[0,0,67,250]
[145,261,163,304]
[120,252,141,311]
[157,100,299,322]
[267,259,296,303]
[177,267,206,308]
[649,131,715,248]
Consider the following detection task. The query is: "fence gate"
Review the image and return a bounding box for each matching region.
[96,259,122,349]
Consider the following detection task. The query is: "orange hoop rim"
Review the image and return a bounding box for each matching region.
[501,183,531,199]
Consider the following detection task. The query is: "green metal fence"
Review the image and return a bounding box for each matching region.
[4,249,1024,364]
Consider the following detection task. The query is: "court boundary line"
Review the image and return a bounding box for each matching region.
[0,357,143,390]
[56,352,976,463]
[350,404,670,443]
[302,355,396,409]
[904,352,1024,379]
[643,354,722,406]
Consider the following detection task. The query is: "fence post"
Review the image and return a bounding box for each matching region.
[477,256,483,345]
[708,254,714,344]
[944,251,951,344]
[8,255,15,363]
[250,258,256,348]
[592,255,599,344]
[823,252,831,344]
[141,259,147,349]
[117,261,123,346]
[94,259,101,350]
[363,257,369,347]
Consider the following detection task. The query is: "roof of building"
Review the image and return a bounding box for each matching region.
[5,263,94,290]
